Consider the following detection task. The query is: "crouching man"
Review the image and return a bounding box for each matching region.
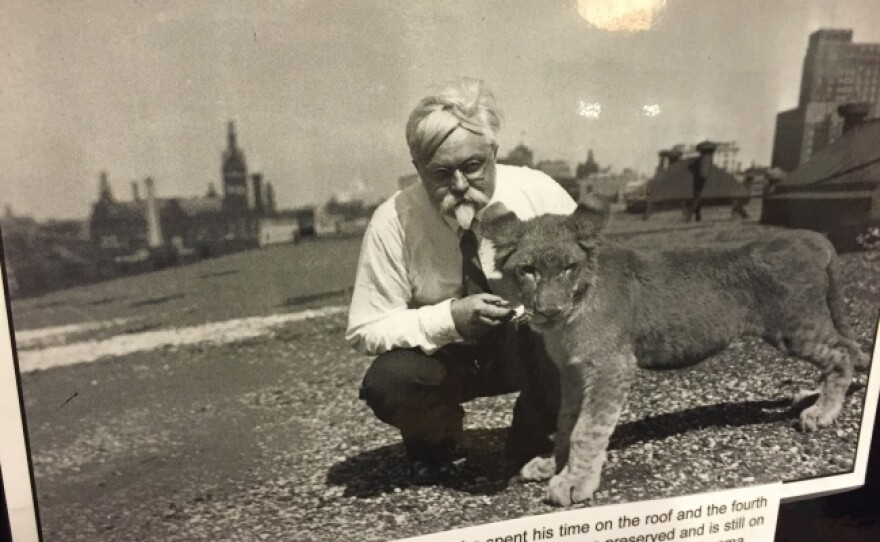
[346,78,573,482]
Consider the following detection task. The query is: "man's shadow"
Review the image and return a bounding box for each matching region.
[326,395,820,498]
[324,427,513,498]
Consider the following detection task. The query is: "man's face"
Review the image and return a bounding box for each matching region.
[416,127,497,230]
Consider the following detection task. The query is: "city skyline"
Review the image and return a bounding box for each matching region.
[2,0,880,220]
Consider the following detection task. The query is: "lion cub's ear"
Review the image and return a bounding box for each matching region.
[480,202,523,267]
[480,202,513,224]
[572,194,609,248]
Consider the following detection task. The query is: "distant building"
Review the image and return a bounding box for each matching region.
[317,195,379,236]
[575,149,600,179]
[90,173,235,261]
[640,142,749,216]
[580,168,645,204]
[762,111,880,251]
[622,179,649,213]
[532,160,576,199]
[500,145,591,200]
[738,164,778,198]
[497,143,534,168]
[535,160,572,179]
[313,177,382,236]
[712,142,741,173]
[1,208,106,298]
[772,29,880,172]
[89,122,310,267]
[665,141,741,173]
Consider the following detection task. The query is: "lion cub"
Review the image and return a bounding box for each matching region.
[481,198,869,507]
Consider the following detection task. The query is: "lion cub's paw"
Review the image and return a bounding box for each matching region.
[797,404,840,432]
[519,456,556,482]
[545,471,600,507]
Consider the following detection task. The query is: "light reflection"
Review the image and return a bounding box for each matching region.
[573,0,667,32]
[642,104,661,117]
[578,101,602,120]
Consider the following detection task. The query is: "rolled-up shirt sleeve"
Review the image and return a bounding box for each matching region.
[345,211,462,356]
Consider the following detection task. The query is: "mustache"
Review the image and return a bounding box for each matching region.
[440,188,490,214]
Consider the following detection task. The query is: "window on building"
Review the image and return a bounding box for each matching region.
[100,235,120,249]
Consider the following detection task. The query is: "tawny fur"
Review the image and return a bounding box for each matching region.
[481,198,870,507]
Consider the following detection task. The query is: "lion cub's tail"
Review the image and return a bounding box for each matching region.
[826,256,871,371]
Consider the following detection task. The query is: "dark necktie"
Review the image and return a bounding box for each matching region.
[460,228,491,295]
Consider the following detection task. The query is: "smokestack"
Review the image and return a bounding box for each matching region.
[265,183,276,214]
[252,174,263,214]
[667,149,683,166]
[838,102,871,134]
[131,182,140,202]
[143,177,164,248]
[695,141,717,179]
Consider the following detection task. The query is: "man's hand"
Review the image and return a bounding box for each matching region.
[451,293,514,341]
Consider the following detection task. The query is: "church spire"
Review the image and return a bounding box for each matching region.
[576,149,600,179]
[98,170,113,201]
[222,120,248,213]
[227,121,238,151]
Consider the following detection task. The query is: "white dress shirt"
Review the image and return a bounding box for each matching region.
[345,164,577,356]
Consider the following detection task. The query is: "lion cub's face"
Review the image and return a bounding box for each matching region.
[481,198,609,330]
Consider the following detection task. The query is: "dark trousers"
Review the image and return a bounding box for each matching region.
[359,324,559,467]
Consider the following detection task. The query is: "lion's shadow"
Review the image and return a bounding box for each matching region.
[326,395,817,499]
[609,397,796,450]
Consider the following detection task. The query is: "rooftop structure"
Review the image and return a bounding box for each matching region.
[772,29,880,172]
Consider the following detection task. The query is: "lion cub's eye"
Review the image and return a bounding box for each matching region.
[563,263,578,274]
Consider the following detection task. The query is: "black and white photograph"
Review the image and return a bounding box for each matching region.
[1,1,879,540]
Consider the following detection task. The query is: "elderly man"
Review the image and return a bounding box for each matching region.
[347,78,575,481]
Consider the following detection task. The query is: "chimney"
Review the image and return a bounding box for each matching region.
[143,177,164,248]
[265,182,276,214]
[667,149,683,166]
[695,141,717,179]
[657,150,670,173]
[252,174,263,214]
[838,102,871,134]
[131,182,141,202]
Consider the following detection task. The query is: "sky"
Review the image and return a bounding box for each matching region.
[2,0,879,220]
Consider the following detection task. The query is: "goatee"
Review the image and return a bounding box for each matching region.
[454,202,476,230]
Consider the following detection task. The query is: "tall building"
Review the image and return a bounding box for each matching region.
[772,29,880,172]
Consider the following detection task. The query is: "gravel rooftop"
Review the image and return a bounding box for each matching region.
[15,216,880,541]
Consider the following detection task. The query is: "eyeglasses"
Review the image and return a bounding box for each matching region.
[426,158,489,184]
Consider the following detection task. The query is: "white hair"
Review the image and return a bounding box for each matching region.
[405,78,502,164]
